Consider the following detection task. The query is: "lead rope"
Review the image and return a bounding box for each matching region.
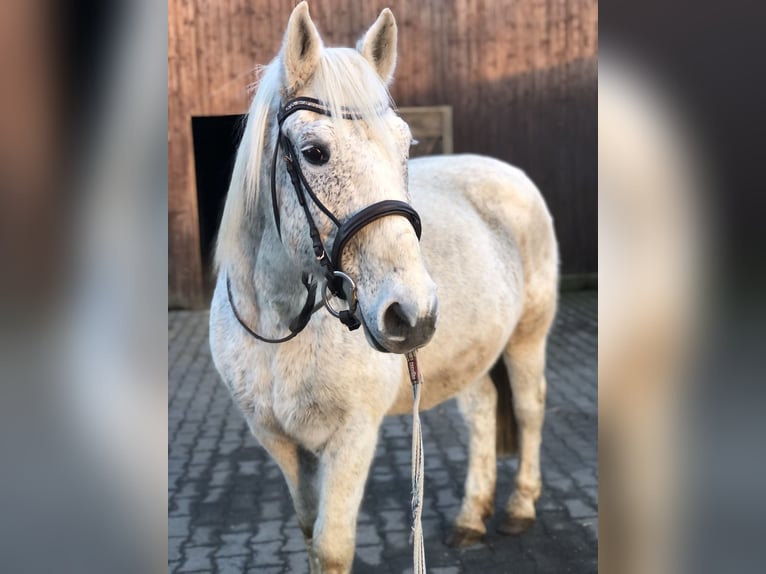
[406,351,427,574]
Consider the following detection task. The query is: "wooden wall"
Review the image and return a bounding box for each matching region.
[169,0,598,308]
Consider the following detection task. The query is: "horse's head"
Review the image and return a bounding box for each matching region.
[272,2,438,353]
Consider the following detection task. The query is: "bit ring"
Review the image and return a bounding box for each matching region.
[322,271,358,318]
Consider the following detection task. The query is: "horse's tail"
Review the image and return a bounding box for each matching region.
[490,359,518,457]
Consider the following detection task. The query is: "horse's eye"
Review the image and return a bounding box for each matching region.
[301,145,330,165]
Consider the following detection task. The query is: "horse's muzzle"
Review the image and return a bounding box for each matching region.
[367,298,438,354]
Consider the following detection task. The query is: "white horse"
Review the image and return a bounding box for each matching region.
[209,3,558,572]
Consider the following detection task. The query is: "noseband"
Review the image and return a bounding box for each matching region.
[227,96,422,342]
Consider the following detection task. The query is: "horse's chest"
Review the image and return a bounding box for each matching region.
[211,297,395,449]
[266,354,350,449]
[220,351,345,450]
[270,383,342,449]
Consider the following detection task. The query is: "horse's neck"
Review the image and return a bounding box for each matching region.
[225,168,309,334]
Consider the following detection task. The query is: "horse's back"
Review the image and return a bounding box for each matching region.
[410,153,557,295]
[410,154,540,207]
[410,154,554,250]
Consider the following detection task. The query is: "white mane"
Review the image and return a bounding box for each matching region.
[215,47,396,270]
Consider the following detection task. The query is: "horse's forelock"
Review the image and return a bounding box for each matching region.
[307,49,399,164]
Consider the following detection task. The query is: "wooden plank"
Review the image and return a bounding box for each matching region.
[398,106,453,157]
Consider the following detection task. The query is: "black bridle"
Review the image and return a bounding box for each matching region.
[227,96,422,343]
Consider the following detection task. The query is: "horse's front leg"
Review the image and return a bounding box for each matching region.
[252,428,320,552]
[311,416,380,574]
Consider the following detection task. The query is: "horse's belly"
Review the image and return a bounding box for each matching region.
[384,158,528,414]
[385,244,523,414]
[386,300,518,415]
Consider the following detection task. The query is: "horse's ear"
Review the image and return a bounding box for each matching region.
[357,8,398,85]
[282,1,323,94]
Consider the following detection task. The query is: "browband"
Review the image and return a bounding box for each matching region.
[277,96,385,125]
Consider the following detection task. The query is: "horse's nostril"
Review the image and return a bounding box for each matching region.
[383,302,414,338]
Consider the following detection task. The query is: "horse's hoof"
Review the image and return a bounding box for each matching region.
[497,515,535,535]
[447,526,485,548]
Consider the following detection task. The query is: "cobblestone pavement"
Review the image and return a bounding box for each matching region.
[169,290,597,573]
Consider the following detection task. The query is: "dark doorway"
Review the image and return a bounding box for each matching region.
[192,114,246,298]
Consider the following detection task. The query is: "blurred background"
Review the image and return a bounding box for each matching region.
[0,0,166,572]
[1,0,765,572]
[601,2,766,574]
